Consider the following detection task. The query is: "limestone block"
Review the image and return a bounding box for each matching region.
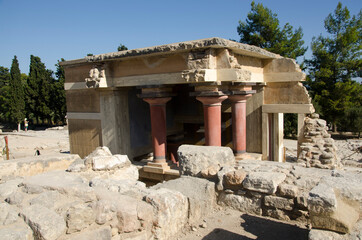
[90,178,147,199]
[22,171,96,202]
[224,169,247,186]
[153,176,216,225]
[308,229,345,240]
[92,191,153,234]
[177,145,235,177]
[66,158,86,172]
[264,208,290,221]
[0,202,19,225]
[28,190,67,210]
[92,155,131,171]
[20,204,66,240]
[308,182,359,233]
[264,195,294,210]
[66,203,95,233]
[0,178,23,200]
[216,166,236,191]
[84,146,112,169]
[66,226,112,240]
[218,192,262,215]
[145,188,188,240]
[110,165,139,181]
[200,165,220,179]
[278,183,299,198]
[0,154,80,180]
[0,223,33,240]
[242,172,286,194]
[5,191,25,206]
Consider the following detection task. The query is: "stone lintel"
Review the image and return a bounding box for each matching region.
[263,104,315,114]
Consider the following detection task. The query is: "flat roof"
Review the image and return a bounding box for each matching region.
[61,37,280,66]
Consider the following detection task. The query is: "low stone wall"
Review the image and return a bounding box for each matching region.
[177,145,362,239]
[0,145,361,240]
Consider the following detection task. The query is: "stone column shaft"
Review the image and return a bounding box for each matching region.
[196,96,228,146]
[143,97,171,163]
[229,95,250,155]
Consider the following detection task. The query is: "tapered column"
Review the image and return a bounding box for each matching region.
[228,83,256,158]
[229,95,250,156]
[143,97,171,163]
[196,96,228,146]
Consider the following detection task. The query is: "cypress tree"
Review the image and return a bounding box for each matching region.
[0,66,10,122]
[9,56,25,131]
[27,55,52,124]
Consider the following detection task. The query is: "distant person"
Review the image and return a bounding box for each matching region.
[24,118,28,132]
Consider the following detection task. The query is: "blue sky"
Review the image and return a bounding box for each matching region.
[0,0,361,74]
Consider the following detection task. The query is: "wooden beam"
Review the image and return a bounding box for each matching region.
[262,104,314,114]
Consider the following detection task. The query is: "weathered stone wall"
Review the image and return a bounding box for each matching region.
[297,113,341,169]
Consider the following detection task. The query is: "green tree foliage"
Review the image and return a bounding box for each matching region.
[26,55,52,124]
[306,2,362,132]
[237,1,307,59]
[9,56,25,128]
[117,43,128,51]
[0,66,10,121]
[50,59,67,124]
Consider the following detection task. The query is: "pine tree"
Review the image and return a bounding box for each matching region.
[117,44,128,51]
[306,2,362,132]
[27,55,52,124]
[9,56,25,131]
[237,1,307,59]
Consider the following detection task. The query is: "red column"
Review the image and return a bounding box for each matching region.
[229,95,251,156]
[143,97,171,163]
[196,96,227,146]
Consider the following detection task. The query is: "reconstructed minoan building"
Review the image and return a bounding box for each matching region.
[61,37,314,173]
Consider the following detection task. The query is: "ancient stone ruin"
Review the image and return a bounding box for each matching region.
[0,146,361,240]
[0,38,361,239]
[297,113,341,169]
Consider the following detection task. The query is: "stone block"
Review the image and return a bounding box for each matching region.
[153,176,215,225]
[242,172,286,194]
[264,195,294,210]
[66,203,95,233]
[177,145,235,177]
[66,226,112,240]
[308,182,359,233]
[92,155,131,171]
[145,188,188,240]
[22,171,96,202]
[0,202,19,226]
[264,208,290,221]
[0,223,33,240]
[218,192,262,215]
[84,146,112,169]
[278,183,299,198]
[20,204,66,240]
[224,169,247,186]
[0,178,23,200]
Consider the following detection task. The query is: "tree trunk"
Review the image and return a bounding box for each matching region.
[333,123,337,133]
[17,123,21,132]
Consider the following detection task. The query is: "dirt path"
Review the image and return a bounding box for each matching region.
[177,208,309,240]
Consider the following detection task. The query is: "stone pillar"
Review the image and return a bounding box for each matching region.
[228,83,256,158]
[138,85,175,173]
[196,96,228,146]
[143,97,171,163]
[229,95,249,156]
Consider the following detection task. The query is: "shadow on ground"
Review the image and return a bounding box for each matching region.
[201,214,309,240]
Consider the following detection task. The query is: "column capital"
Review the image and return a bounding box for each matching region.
[143,97,171,105]
[196,95,228,106]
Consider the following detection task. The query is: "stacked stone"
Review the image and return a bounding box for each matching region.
[178,145,361,237]
[297,113,341,169]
